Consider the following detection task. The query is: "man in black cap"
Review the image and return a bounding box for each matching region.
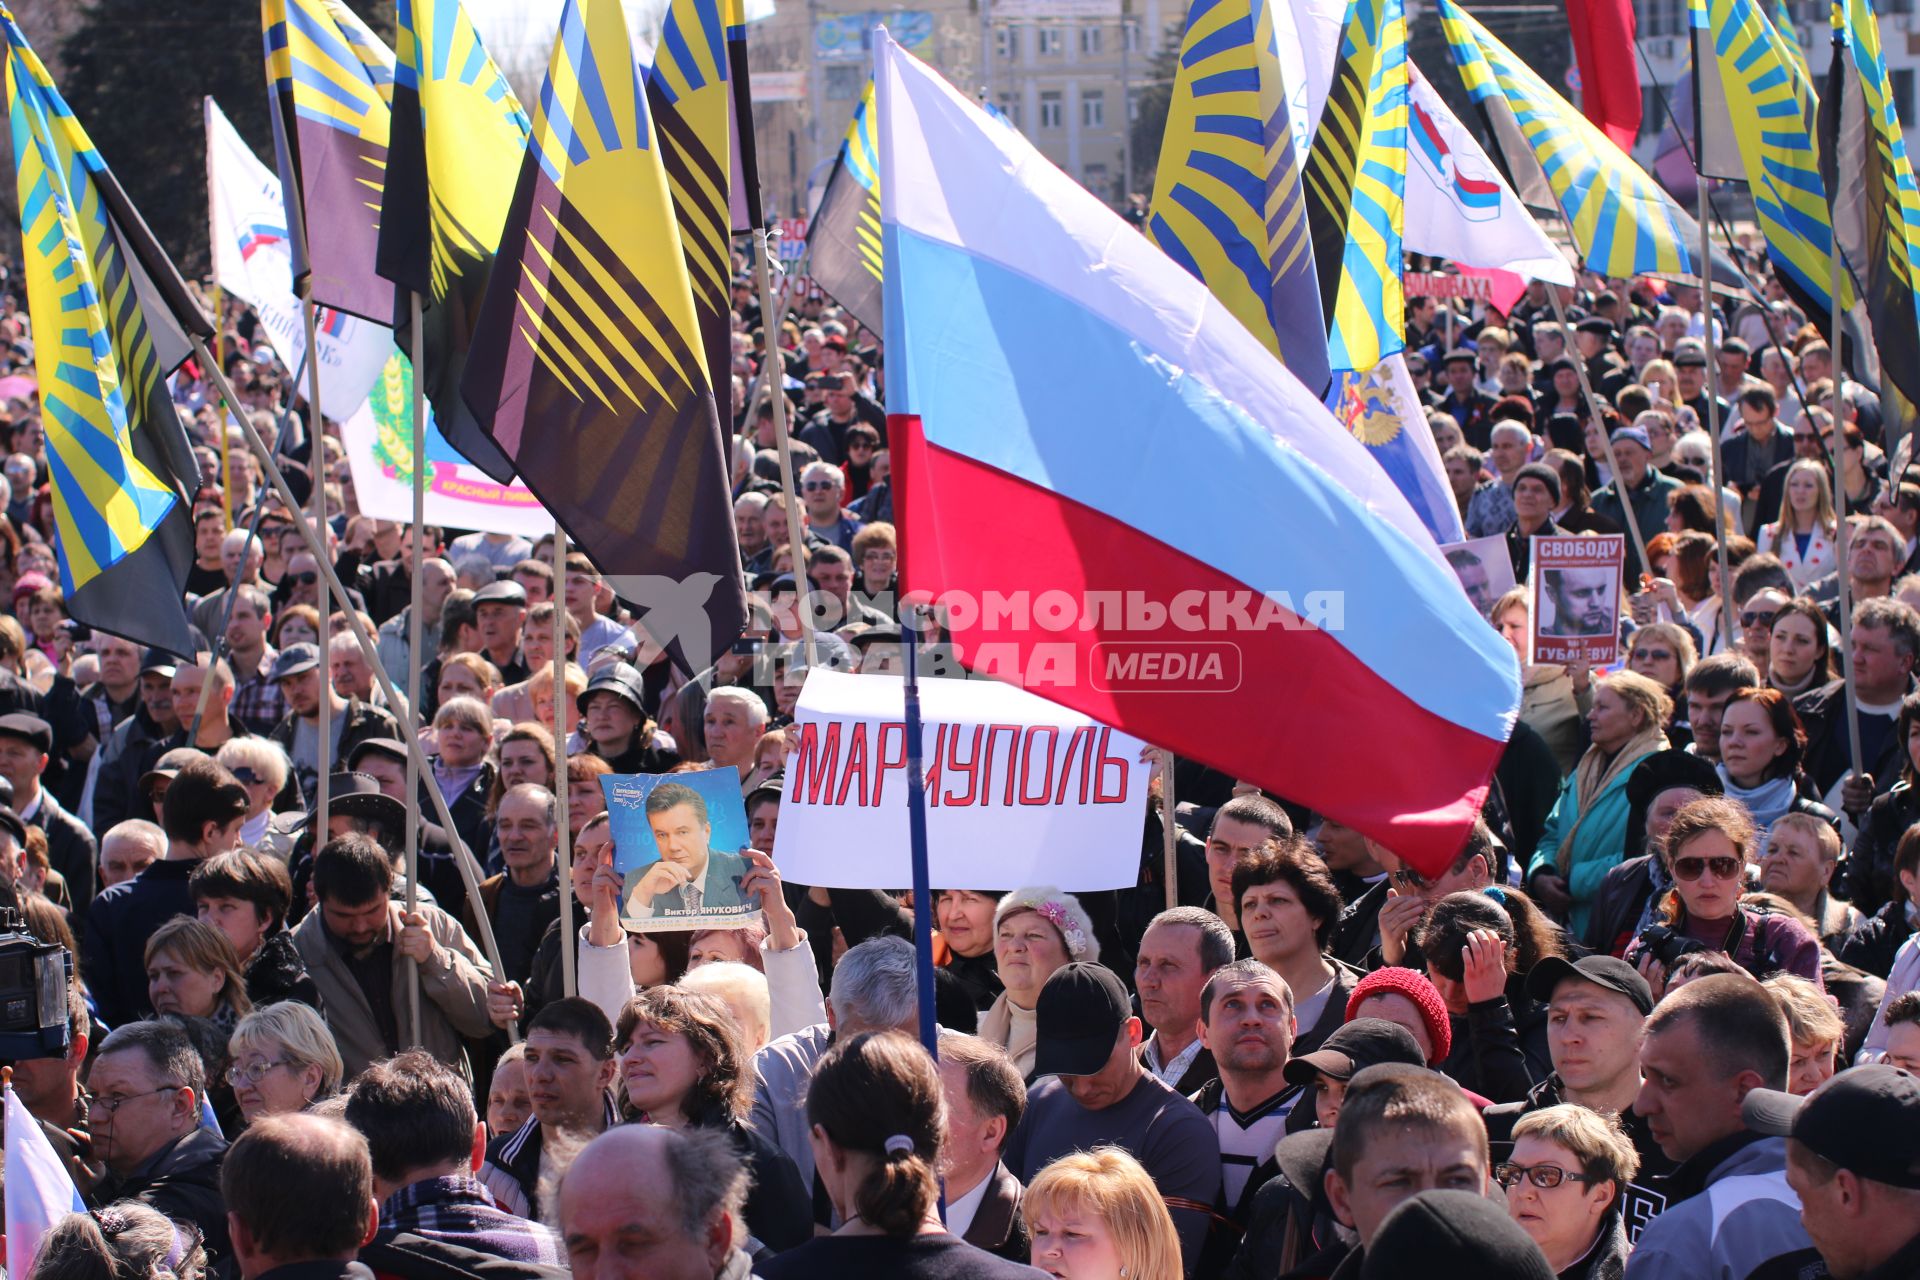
[89,647,183,834]
[1436,350,1496,449]
[1592,422,1680,580]
[1484,956,1674,1240]
[0,711,94,901]
[1745,1065,1920,1280]
[1671,340,1731,437]
[1003,961,1221,1277]
[1573,316,1631,401]
[343,739,461,906]
[269,642,400,808]
[1625,975,1820,1280]
[471,579,531,685]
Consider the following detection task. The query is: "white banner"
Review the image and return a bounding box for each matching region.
[205,97,393,419]
[775,671,1152,891]
[1272,4,1572,285]
[339,351,553,538]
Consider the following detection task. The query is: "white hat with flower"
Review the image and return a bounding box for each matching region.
[993,886,1099,963]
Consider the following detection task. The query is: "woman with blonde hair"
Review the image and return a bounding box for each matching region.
[1764,973,1847,1095]
[1490,587,1590,775]
[1026,1147,1184,1280]
[1499,1105,1637,1279]
[145,918,251,1027]
[225,1000,344,1124]
[1624,621,1696,717]
[215,737,297,859]
[1530,670,1671,937]
[1758,458,1839,589]
[1758,812,1859,940]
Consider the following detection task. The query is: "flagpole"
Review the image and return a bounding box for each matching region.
[902,600,937,1058]
[192,334,517,1039]
[300,291,331,836]
[553,523,576,998]
[1825,80,1866,787]
[1697,183,1737,649]
[405,292,425,1049]
[754,229,820,665]
[1544,287,1651,577]
[212,285,232,530]
[1159,748,1178,911]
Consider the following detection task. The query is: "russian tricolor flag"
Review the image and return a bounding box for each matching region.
[875,33,1520,872]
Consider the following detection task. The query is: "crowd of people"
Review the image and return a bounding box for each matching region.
[0,247,1917,1280]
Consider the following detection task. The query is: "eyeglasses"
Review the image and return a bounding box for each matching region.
[230,766,262,784]
[1672,854,1742,882]
[1495,1163,1597,1190]
[1388,867,1430,891]
[226,1059,289,1086]
[1630,647,1674,662]
[91,1084,185,1114]
[289,572,318,586]
[801,481,835,492]
[1742,608,1783,628]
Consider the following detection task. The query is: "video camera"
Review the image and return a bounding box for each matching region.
[0,908,70,1061]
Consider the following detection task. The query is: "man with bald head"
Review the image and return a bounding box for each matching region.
[557,1124,751,1280]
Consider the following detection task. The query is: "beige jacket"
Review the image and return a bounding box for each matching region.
[292,900,495,1081]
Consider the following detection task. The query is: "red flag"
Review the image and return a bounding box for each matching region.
[1566,0,1642,148]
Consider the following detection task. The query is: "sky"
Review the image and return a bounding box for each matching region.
[462,0,664,87]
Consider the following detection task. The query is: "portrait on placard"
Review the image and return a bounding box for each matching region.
[603,767,760,932]
[1532,534,1625,665]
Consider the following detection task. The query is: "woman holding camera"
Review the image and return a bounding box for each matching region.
[1623,796,1823,999]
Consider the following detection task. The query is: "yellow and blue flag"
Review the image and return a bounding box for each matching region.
[3,6,202,654]
[1771,0,1814,88]
[1302,0,1406,374]
[1438,0,1713,281]
[263,0,398,326]
[378,0,528,481]
[1821,0,1920,423]
[807,81,884,333]
[460,0,745,672]
[647,0,746,393]
[1148,0,1327,393]
[1693,0,1849,319]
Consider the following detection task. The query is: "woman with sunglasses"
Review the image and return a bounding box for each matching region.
[1714,686,1837,831]
[1625,797,1823,999]
[1499,1105,1637,1280]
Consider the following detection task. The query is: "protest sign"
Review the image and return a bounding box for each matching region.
[775,670,1152,891]
[340,353,553,539]
[603,767,761,932]
[1441,535,1515,617]
[1532,534,1624,665]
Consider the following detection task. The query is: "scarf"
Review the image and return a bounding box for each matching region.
[1715,767,1800,829]
[1558,726,1668,876]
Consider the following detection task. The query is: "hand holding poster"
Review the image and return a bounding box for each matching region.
[776,671,1152,891]
[603,768,762,932]
[1532,534,1625,666]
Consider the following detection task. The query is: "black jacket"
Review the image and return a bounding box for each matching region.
[246,927,324,1011]
[1328,880,1389,971]
[269,698,403,806]
[84,859,199,1028]
[1795,677,1910,804]
[27,791,96,906]
[1850,781,1920,918]
[1560,1215,1630,1280]
[1436,989,1552,1103]
[361,1234,569,1280]
[1837,900,1916,980]
[1583,855,1658,959]
[108,1127,230,1262]
[90,702,173,838]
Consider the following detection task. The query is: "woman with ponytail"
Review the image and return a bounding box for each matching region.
[760,1031,1041,1279]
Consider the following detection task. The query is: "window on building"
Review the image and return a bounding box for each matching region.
[996,26,1014,58]
[1080,25,1102,53]
[997,94,1021,126]
[1083,90,1105,127]
[824,65,862,100]
[1040,90,1063,128]
[1896,69,1917,131]
[1038,26,1063,55]
[1124,21,1140,51]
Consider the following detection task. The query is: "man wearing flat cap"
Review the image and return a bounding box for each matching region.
[471,579,531,685]
[0,711,95,901]
[1436,349,1497,448]
[267,643,401,809]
